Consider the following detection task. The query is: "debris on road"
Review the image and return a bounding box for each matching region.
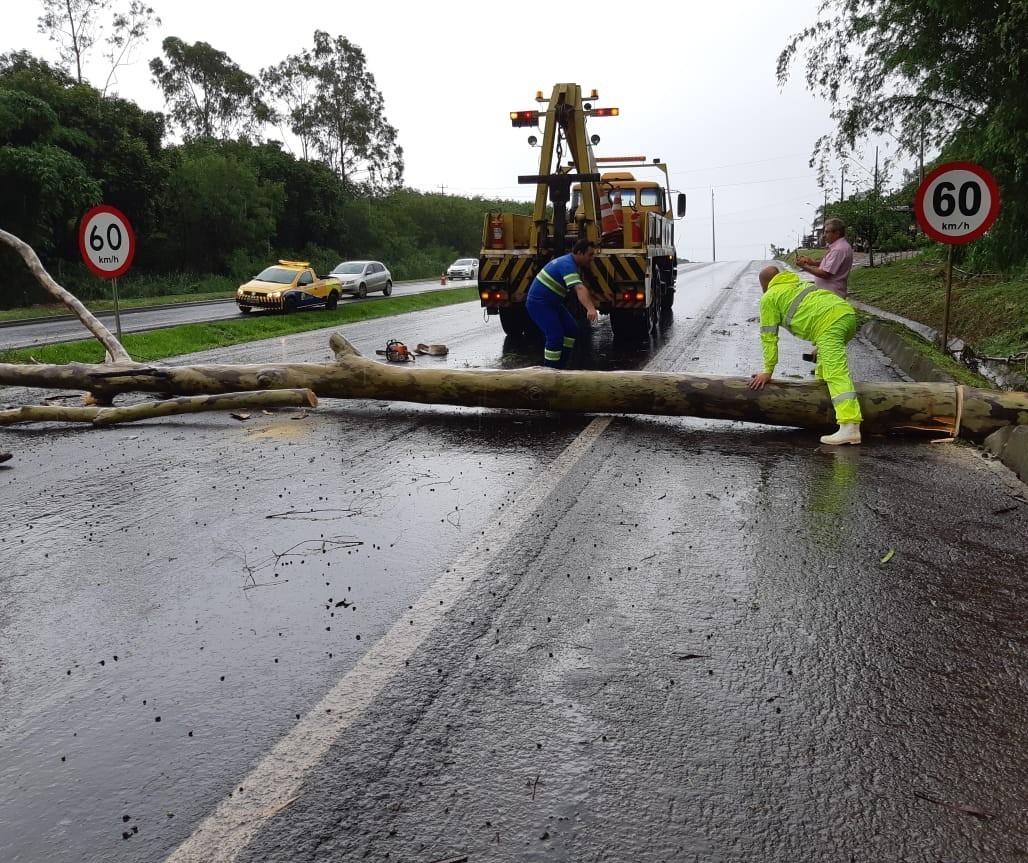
[913,789,993,820]
[415,343,449,356]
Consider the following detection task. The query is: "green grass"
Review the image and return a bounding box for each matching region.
[0,287,479,366]
[854,312,995,388]
[848,252,1028,358]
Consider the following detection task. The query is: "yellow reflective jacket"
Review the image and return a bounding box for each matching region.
[759,271,855,373]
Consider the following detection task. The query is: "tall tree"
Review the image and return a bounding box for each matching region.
[261,52,319,161]
[778,0,1028,269]
[302,31,403,192]
[101,0,160,96]
[37,0,109,84]
[149,37,271,141]
[36,0,159,94]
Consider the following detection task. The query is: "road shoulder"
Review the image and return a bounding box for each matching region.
[860,311,1028,485]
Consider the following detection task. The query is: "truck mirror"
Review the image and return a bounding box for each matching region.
[677,193,687,218]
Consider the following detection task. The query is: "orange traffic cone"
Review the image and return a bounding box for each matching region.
[441,272,447,285]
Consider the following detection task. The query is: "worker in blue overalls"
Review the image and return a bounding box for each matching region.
[525,239,599,368]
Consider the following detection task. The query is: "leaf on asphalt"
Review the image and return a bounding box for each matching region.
[880,548,895,563]
[230,412,251,421]
[670,652,708,660]
[913,790,993,820]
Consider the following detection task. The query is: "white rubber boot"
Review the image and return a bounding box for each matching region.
[820,424,861,445]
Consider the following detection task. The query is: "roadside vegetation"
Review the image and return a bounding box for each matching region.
[785,249,1028,360]
[0,287,479,366]
[848,253,1028,360]
[0,45,532,310]
[853,314,995,389]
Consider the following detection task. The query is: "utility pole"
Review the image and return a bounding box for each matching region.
[869,146,879,268]
[711,188,716,262]
[840,167,845,202]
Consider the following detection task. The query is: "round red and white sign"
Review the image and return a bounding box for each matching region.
[914,161,1000,244]
[79,205,136,278]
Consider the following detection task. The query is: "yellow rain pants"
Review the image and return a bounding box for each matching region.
[813,313,863,424]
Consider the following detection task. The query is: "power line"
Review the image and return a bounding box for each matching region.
[669,152,815,177]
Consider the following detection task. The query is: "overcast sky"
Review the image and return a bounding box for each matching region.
[2,0,918,261]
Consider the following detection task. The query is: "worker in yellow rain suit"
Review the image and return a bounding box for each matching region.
[748,265,863,445]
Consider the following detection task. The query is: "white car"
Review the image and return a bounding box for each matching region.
[329,260,393,298]
[446,258,479,280]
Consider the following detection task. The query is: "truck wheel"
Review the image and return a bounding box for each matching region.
[609,309,647,341]
[646,290,661,334]
[661,285,676,314]
[383,280,392,296]
[499,307,529,337]
[283,296,297,314]
[238,305,251,314]
[358,283,367,299]
[648,272,663,332]
[325,291,339,310]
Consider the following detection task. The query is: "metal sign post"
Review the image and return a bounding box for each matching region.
[78,205,135,347]
[111,276,123,342]
[913,161,1000,353]
[942,245,954,351]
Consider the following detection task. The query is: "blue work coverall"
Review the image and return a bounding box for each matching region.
[526,253,584,368]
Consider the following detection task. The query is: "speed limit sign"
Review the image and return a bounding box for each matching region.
[914,161,1000,244]
[79,205,136,278]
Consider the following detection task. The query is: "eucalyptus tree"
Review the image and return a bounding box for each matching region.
[149,37,272,142]
[261,52,319,161]
[302,31,403,193]
[100,0,160,96]
[36,0,107,85]
[36,0,159,94]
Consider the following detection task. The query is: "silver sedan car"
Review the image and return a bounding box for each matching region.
[446,258,479,280]
[329,260,393,298]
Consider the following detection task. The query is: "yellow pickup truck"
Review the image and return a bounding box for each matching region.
[236,260,342,314]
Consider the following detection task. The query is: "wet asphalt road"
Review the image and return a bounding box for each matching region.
[2,261,1027,863]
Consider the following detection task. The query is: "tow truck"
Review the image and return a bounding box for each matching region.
[236,260,342,314]
[478,83,686,339]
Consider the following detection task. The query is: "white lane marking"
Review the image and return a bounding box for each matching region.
[165,416,613,863]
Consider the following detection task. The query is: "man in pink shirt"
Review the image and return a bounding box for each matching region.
[795,218,854,298]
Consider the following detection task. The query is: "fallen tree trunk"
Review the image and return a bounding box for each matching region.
[1,334,1025,442]
[0,389,318,427]
[0,228,131,363]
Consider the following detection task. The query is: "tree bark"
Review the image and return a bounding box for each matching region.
[1,335,1024,442]
[0,389,318,427]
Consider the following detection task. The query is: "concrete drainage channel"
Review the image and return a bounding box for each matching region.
[859,308,1028,486]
